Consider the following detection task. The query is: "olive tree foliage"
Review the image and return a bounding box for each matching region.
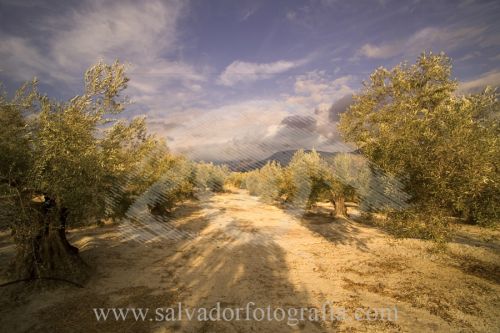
[284,150,354,216]
[326,153,409,214]
[0,61,178,283]
[226,171,247,189]
[244,161,284,203]
[244,170,260,196]
[284,150,328,209]
[195,162,229,192]
[339,52,499,226]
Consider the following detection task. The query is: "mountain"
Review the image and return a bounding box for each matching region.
[213,150,348,172]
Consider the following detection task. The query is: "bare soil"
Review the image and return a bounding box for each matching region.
[0,189,499,332]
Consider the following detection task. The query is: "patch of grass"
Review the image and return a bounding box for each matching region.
[389,280,480,327]
[342,277,387,295]
[384,209,455,243]
[450,253,500,284]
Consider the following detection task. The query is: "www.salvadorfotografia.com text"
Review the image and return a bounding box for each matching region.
[93,301,398,326]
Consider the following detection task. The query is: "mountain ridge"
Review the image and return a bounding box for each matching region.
[211,149,356,172]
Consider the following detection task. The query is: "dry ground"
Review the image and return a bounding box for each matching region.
[0,189,499,332]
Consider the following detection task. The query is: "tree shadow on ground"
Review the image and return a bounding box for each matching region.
[155,219,335,333]
[290,206,376,252]
[0,193,337,333]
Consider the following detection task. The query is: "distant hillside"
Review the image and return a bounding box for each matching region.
[214,150,351,172]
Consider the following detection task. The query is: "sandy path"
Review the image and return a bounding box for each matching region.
[0,189,499,332]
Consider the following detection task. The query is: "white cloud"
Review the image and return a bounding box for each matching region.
[1,1,184,79]
[458,69,500,92]
[159,70,357,160]
[217,59,304,86]
[151,99,290,161]
[48,1,179,69]
[357,26,485,59]
[286,71,355,110]
[283,72,355,146]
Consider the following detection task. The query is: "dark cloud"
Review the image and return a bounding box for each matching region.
[328,94,353,122]
[280,115,317,131]
[252,114,320,157]
[147,120,183,131]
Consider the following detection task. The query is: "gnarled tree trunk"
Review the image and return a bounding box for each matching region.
[12,199,89,285]
[331,193,348,218]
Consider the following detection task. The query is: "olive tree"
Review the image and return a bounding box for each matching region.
[0,62,155,284]
[339,52,499,226]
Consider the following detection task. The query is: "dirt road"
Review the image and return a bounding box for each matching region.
[0,189,499,332]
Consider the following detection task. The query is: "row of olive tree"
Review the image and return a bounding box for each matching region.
[232,150,362,218]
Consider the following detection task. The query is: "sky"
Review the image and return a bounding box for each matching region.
[0,0,499,162]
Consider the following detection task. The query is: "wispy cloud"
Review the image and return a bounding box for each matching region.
[217,59,306,86]
[0,0,206,112]
[240,5,259,21]
[47,1,180,69]
[458,69,500,92]
[1,1,182,80]
[357,26,485,59]
[0,34,70,83]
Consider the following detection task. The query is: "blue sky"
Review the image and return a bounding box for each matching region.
[0,0,499,161]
